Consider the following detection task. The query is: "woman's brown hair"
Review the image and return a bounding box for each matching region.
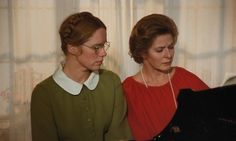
[59,12,106,55]
[129,14,178,64]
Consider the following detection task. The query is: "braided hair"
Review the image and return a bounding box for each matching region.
[59,12,106,54]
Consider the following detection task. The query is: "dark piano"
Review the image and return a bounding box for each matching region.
[152,84,236,141]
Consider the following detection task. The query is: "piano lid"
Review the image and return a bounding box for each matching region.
[153,84,236,141]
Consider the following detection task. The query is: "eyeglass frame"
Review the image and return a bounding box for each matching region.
[82,41,110,54]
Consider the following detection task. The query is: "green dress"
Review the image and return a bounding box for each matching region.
[31,69,132,141]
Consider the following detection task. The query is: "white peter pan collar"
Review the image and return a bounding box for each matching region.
[52,65,99,95]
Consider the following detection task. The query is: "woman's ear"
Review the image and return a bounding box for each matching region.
[67,45,81,55]
[141,52,147,60]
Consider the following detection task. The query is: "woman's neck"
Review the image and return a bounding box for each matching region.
[63,58,91,83]
[139,65,173,87]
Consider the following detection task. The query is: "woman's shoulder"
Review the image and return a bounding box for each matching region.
[123,76,134,85]
[173,66,202,83]
[34,76,54,89]
[99,69,121,82]
[175,66,189,73]
[32,75,55,96]
[173,66,209,89]
[100,69,118,77]
[123,75,144,90]
[174,66,197,77]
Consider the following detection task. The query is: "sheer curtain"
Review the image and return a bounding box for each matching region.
[0,0,235,140]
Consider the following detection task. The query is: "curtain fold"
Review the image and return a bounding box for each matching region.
[0,0,235,140]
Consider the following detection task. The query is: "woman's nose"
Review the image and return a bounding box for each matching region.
[97,48,107,57]
[163,48,171,57]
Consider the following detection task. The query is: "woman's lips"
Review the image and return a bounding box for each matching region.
[163,62,171,65]
[95,61,103,65]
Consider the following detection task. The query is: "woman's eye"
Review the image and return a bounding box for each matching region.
[155,49,163,53]
[168,46,174,49]
[95,46,100,49]
[93,45,101,50]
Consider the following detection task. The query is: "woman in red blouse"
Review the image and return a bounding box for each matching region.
[123,14,209,140]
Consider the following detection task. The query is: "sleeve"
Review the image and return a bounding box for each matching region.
[187,72,209,90]
[105,74,133,140]
[31,84,59,141]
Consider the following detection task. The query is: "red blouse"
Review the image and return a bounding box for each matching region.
[123,67,209,140]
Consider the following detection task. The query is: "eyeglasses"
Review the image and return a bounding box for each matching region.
[83,42,110,54]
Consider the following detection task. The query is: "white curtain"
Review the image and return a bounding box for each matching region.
[0,0,235,140]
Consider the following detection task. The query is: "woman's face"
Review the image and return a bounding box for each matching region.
[76,28,108,71]
[143,33,175,73]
